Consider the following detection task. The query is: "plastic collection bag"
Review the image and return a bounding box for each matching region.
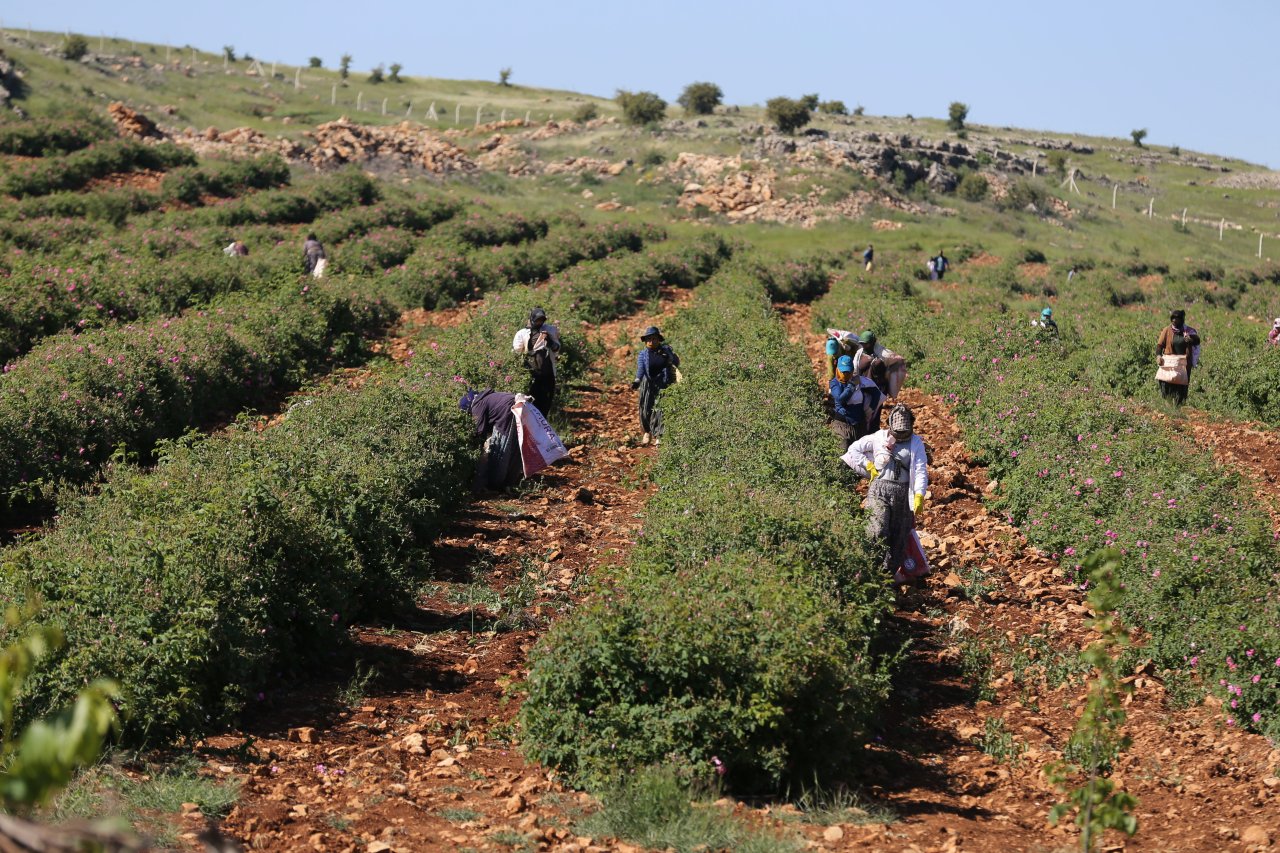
[512,395,568,477]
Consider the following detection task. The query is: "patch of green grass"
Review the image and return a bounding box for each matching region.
[976,718,1025,765]
[490,829,534,850]
[47,756,240,848]
[578,765,802,853]
[956,632,998,703]
[336,661,380,707]
[438,807,483,823]
[790,782,897,826]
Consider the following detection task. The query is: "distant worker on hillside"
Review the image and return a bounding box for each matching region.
[843,404,929,580]
[863,243,874,272]
[1269,317,1280,346]
[513,307,562,415]
[223,240,249,257]
[632,325,680,446]
[1033,307,1059,336]
[931,249,949,281]
[1155,309,1200,405]
[302,233,327,278]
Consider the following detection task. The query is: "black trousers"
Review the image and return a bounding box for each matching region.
[530,373,556,415]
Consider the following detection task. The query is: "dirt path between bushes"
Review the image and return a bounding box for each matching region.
[772,302,1280,853]
[193,289,695,853]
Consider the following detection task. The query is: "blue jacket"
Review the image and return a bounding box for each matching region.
[635,345,680,389]
[829,377,863,426]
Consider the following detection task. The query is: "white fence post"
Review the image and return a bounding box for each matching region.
[331,84,337,106]
[455,104,461,124]
[381,97,387,116]
[1112,184,1118,209]
[294,68,301,91]
[525,110,531,123]
[356,91,363,111]
[1220,218,1225,240]
[1148,198,1154,218]
[405,102,412,118]
[1181,208,1187,228]
[1260,233,1264,259]
[501,108,507,121]
[475,106,482,127]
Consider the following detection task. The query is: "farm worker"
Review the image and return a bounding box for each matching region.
[855,330,907,399]
[842,404,929,577]
[823,338,840,384]
[824,331,860,380]
[223,240,248,257]
[632,325,680,446]
[1033,307,1059,335]
[1269,317,1280,346]
[1156,309,1201,405]
[863,243,874,272]
[459,388,523,491]
[302,233,327,277]
[828,355,864,448]
[932,250,949,280]
[512,307,561,415]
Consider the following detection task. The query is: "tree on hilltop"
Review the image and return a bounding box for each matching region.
[61,35,89,61]
[799,93,820,110]
[948,101,968,131]
[388,63,403,83]
[1130,128,1147,148]
[339,54,352,82]
[678,82,723,116]
[499,67,513,86]
[766,97,811,134]
[368,64,385,84]
[616,90,667,125]
[308,56,323,68]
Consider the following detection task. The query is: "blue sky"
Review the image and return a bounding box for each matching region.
[12,0,1279,167]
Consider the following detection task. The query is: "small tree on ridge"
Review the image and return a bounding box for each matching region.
[766,97,811,134]
[616,90,667,125]
[1130,128,1147,148]
[948,101,968,131]
[677,82,723,116]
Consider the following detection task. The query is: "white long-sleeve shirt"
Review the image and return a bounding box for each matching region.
[512,324,561,377]
[841,429,928,498]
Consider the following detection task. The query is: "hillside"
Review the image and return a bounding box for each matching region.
[1,27,1279,853]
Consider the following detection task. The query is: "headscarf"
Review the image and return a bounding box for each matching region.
[458,389,480,411]
[888,404,914,438]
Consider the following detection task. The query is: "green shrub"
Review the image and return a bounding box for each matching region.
[957,171,989,201]
[616,90,667,125]
[765,97,810,134]
[996,179,1047,213]
[948,101,969,131]
[818,100,848,116]
[571,103,599,123]
[61,35,90,61]
[0,119,110,157]
[677,82,723,116]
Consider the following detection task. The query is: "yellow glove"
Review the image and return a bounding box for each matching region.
[910,493,924,514]
[865,461,878,481]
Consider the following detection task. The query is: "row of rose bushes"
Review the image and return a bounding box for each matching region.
[813,280,1280,739]
[0,203,523,367]
[1,139,197,197]
[0,116,113,157]
[520,257,899,793]
[0,218,662,507]
[0,235,731,744]
[929,255,1280,426]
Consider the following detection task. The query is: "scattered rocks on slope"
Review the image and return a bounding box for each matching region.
[107,101,165,139]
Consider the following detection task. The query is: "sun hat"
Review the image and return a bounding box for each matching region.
[529,307,547,324]
[837,355,854,373]
[1041,307,1053,317]
[640,326,664,341]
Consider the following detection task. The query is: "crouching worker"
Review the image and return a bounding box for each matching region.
[842,404,929,578]
[460,388,568,492]
[460,389,522,491]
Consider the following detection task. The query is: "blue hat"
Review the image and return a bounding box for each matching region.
[458,389,479,411]
[825,338,839,356]
[1041,307,1053,317]
[837,355,854,373]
